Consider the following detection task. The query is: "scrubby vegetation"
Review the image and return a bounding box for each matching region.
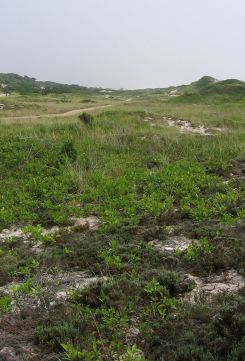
[78,112,94,125]
[0,73,101,95]
[0,78,244,360]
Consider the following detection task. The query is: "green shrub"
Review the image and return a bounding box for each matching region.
[60,141,78,163]
[0,295,12,312]
[78,112,94,125]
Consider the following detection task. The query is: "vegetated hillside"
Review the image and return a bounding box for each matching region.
[1,73,245,100]
[126,76,220,97]
[167,76,218,94]
[0,73,100,95]
[190,75,218,90]
[169,77,245,104]
[200,79,245,95]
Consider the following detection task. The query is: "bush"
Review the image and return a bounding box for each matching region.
[78,112,94,125]
[60,141,77,163]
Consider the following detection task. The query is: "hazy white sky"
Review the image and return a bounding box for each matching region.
[1,0,245,89]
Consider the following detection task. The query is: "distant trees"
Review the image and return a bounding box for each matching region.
[0,73,100,96]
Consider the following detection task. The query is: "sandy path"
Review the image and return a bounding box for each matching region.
[0,104,112,120]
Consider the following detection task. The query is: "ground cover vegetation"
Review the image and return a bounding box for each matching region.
[0,77,244,360]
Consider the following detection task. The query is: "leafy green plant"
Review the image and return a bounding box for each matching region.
[144,278,162,294]
[61,343,83,360]
[0,295,12,313]
[23,224,55,245]
[122,345,146,361]
[186,237,215,261]
[61,340,103,361]
[12,280,43,296]
[144,296,178,319]
[101,307,128,333]
[11,259,40,277]
[99,240,122,268]
[186,241,199,261]
[200,237,215,254]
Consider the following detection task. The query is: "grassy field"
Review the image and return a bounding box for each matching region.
[0,92,244,360]
[0,92,118,118]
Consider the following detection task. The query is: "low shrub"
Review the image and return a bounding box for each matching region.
[78,112,94,125]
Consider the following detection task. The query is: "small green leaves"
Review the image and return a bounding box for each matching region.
[99,239,122,268]
[23,224,55,245]
[0,296,12,313]
[144,278,162,294]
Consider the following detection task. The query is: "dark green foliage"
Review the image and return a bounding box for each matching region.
[60,141,78,163]
[169,78,245,104]
[200,79,245,96]
[142,293,245,361]
[0,73,100,95]
[34,305,94,351]
[190,76,217,90]
[78,112,94,125]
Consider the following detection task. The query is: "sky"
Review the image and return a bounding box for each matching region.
[1,0,245,89]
